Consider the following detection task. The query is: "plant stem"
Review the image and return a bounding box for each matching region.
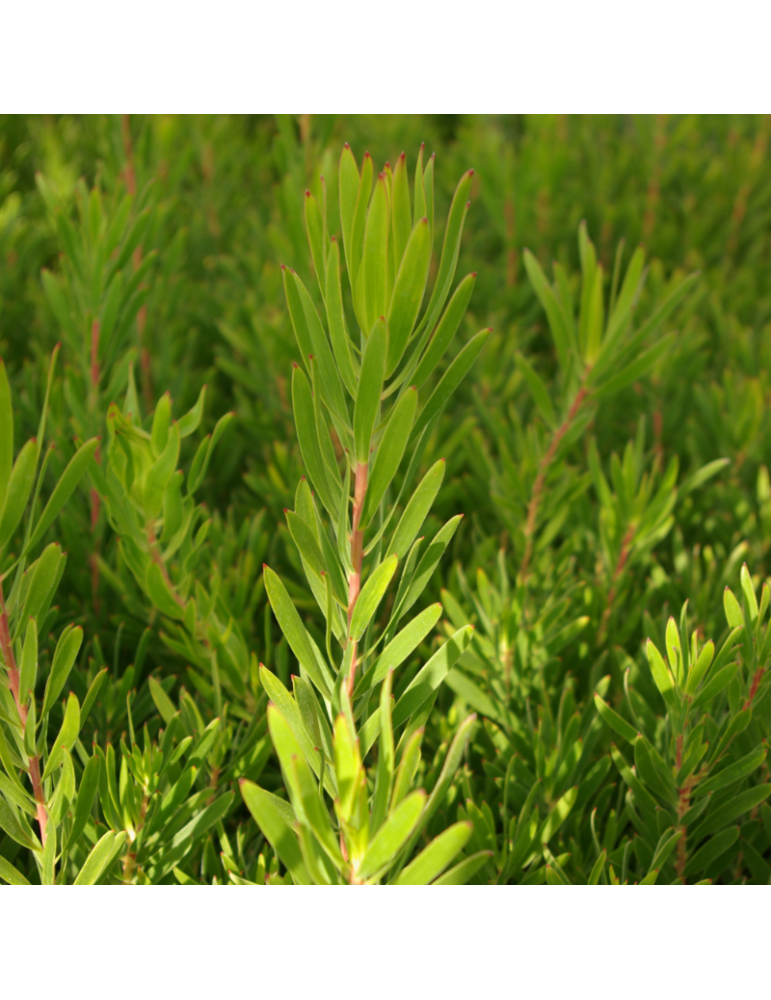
[0,578,48,846]
[675,732,690,883]
[596,522,636,646]
[744,668,764,711]
[346,461,368,697]
[520,385,588,582]
[122,791,149,885]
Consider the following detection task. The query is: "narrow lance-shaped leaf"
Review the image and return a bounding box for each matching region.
[353,317,387,464]
[391,821,472,885]
[390,459,445,561]
[325,239,359,397]
[410,272,476,390]
[356,172,389,334]
[387,217,430,376]
[420,169,474,337]
[0,438,39,552]
[338,143,359,283]
[360,386,418,528]
[349,554,398,642]
[357,790,426,882]
[24,437,99,554]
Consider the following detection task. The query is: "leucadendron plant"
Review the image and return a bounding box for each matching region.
[240,144,491,883]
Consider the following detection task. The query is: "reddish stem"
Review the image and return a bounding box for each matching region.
[675,733,690,884]
[744,668,764,711]
[597,522,636,645]
[0,579,48,846]
[520,385,588,581]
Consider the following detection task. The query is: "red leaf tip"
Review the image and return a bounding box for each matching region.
[343,142,350,149]
[305,189,311,197]
[468,169,474,177]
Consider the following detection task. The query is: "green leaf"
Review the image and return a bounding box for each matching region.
[25,438,99,553]
[391,821,472,885]
[339,144,360,284]
[354,317,387,464]
[333,713,361,822]
[260,667,336,796]
[18,617,38,706]
[594,693,638,743]
[420,169,474,338]
[74,831,128,885]
[684,827,739,879]
[412,273,476,391]
[538,786,577,846]
[588,850,607,885]
[523,250,572,374]
[292,365,339,518]
[593,334,675,398]
[0,854,30,885]
[348,151,374,299]
[591,272,699,383]
[695,749,766,797]
[433,850,492,885]
[358,790,426,882]
[391,151,412,270]
[151,392,172,457]
[325,240,358,397]
[646,638,678,710]
[387,217,430,375]
[305,189,327,294]
[371,670,395,832]
[393,515,463,625]
[723,587,744,629]
[691,785,771,843]
[685,640,715,695]
[177,384,207,438]
[690,664,738,710]
[240,783,311,886]
[65,754,101,849]
[148,676,177,726]
[410,328,489,445]
[264,566,333,700]
[0,795,40,851]
[390,459,445,561]
[42,692,81,780]
[360,386,418,528]
[392,625,475,729]
[41,624,83,718]
[0,438,38,551]
[648,829,682,874]
[515,352,556,428]
[366,602,443,691]
[145,561,184,620]
[356,172,389,335]
[350,554,398,642]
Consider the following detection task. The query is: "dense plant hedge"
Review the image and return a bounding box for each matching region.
[1,114,770,884]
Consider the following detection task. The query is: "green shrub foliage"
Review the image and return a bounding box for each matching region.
[1,114,770,883]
